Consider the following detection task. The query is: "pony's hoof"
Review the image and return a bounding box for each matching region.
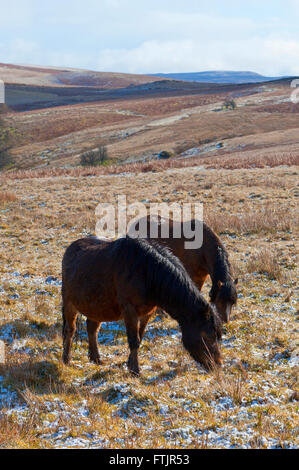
[90,357,102,365]
[128,365,140,376]
[127,356,140,376]
[62,355,70,365]
[88,349,102,364]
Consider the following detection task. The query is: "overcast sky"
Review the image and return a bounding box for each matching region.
[0,0,298,75]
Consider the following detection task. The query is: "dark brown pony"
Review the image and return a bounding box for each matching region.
[128,215,238,323]
[62,235,222,375]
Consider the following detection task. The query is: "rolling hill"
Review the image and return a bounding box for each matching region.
[149,70,286,84]
[0,62,167,88]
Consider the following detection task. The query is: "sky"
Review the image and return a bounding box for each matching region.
[0,0,299,75]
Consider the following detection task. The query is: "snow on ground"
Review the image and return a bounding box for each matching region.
[0,268,297,449]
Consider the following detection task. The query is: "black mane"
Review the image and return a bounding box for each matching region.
[213,246,232,279]
[210,246,237,303]
[115,236,211,323]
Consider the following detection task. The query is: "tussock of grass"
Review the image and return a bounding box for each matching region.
[0,411,45,449]
[247,248,283,280]
[1,357,61,393]
[206,206,297,235]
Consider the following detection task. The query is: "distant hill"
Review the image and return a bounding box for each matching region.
[1,62,294,112]
[149,71,285,84]
[0,63,168,88]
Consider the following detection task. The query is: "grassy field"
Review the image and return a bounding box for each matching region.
[0,164,298,449]
[0,70,298,448]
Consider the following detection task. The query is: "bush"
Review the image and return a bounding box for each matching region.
[223,98,237,110]
[0,149,14,169]
[80,145,109,166]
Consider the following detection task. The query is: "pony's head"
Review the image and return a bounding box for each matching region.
[210,279,238,323]
[180,304,222,371]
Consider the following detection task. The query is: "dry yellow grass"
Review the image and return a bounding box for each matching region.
[0,164,298,449]
[0,191,17,203]
[246,248,284,281]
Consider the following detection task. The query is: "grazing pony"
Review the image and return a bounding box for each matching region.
[128,215,238,323]
[62,236,222,375]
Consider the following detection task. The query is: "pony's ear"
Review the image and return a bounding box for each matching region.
[234,278,239,285]
[217,280,223,289]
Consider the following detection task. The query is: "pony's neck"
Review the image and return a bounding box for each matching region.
[164,296,209,327]
[155,276,209,326]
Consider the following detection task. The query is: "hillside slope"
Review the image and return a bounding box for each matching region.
[3,77,298,170]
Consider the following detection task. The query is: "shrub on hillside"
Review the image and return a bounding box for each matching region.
[223,98,237,110]
[80,145,109,166]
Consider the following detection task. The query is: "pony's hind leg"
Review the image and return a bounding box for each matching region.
[62,301,78,365]
[87,319,101,364]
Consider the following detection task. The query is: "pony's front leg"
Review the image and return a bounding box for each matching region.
[122,305,141,376]
[87,319,101,364]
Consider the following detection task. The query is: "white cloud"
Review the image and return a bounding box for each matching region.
[96,38,299,76]
[0,1,36,28]
[0,1,298,75]
[0,38,41,65]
